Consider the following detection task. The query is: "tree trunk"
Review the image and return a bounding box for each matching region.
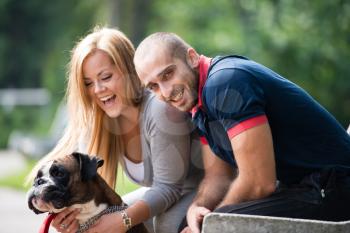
[108,0,151,45]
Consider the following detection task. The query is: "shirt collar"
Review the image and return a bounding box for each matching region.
[191,55,212,116]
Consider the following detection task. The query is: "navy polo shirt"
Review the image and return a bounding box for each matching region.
[192,55,350,185]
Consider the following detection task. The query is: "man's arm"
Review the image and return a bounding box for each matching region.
[183,144,234,233]
[193,144,235,208]
[184,123,276,233]
[218,122,277,207]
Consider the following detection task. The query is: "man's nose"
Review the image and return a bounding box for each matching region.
[94,81,106,94]
[159,83,172,101]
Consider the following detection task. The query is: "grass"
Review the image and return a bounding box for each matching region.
[0,158,140,195]
[0,158,37,191]
[115,168,141,196]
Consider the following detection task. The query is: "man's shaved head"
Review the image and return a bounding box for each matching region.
[134,32,191,67]
[133,32,201,112]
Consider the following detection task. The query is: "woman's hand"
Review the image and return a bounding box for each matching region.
[85,212,127,233]
[51,208,80,233]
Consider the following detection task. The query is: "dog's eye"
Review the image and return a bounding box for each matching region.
[52,170,64,178]
[50,166,65,178]
[35,178,45,186]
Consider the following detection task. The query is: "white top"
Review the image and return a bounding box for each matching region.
[123,155,144,183]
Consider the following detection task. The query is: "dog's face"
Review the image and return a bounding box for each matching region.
[27,152,104,214]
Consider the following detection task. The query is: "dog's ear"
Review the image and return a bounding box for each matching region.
[72,152,104,182]
[97,157,104,168]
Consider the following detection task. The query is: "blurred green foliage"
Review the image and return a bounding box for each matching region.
[0,157,36,190]
[0,0,349,149]
[0,0,104,147]
[148,0,350,126]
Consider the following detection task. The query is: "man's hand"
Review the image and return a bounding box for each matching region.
[181,204,211,233]
[180,226,193,233]
[180,144,232,233]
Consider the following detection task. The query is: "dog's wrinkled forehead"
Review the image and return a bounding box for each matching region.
[35,153,104,185]
[38,160,54,178]
[54,154,80,172]
[36,154,79,179]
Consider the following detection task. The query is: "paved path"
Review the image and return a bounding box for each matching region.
[0,187,52,233]
[0,150,58,233]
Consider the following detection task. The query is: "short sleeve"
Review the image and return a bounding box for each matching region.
[204,68,267,138]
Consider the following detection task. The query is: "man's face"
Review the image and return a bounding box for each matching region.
[135,47,199,112]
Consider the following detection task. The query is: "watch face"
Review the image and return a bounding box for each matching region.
[122,210,132,229]
[124,218,131,225]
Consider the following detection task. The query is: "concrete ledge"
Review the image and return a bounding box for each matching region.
[202,213,350,233]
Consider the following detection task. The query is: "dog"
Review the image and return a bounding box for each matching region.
[27,152,148,233]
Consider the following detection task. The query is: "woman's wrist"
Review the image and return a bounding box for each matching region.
[120,210,132,230]
[118,200,151,231]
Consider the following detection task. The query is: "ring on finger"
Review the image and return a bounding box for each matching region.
[60,223,67,229]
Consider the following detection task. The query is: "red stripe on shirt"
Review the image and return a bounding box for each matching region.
[227,115,268,139]
[200,136,209,145]
[191,55,212,117]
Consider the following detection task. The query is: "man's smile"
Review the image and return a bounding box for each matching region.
[169,86,184,103]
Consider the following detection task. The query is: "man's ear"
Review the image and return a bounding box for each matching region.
[186,48,200,69]
[72,152,104,182]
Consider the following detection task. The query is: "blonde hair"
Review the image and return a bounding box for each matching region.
[27,27,143,188]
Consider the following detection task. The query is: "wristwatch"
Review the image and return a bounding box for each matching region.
[121,210,132,230]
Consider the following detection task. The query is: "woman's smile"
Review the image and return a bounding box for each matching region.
[100,94,117,107]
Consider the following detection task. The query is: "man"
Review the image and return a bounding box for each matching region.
[134,32,350,233]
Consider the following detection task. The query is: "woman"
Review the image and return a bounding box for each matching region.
[28,27,203,233]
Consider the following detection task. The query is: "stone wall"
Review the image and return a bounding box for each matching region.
[202,213,350,233]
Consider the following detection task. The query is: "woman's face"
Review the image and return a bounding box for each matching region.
[82,49,127,118]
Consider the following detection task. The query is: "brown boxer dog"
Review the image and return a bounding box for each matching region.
[27,152,148,233]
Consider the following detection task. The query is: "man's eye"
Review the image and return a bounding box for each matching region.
[148,83,158,91]
[162,70,172,80]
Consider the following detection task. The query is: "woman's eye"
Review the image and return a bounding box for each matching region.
[148,83,158,91]
[102,75,112,81]
[84,82,92,87]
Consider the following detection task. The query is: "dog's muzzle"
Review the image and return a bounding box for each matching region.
[28,184,69,214]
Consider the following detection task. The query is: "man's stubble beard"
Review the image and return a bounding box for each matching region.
[183,65,199,112]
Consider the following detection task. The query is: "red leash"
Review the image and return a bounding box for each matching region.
[39,213,57,233]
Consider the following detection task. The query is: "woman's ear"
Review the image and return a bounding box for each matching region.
[186,48,200,69]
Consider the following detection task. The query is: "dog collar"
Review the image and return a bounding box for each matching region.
[38,205,127,233]
[39,213,57,233]
[77,205,127,233]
